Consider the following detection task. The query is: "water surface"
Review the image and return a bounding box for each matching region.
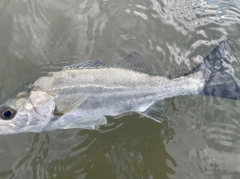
[0,0,240,178]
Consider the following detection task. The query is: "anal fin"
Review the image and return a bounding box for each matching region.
[142,100,169,123]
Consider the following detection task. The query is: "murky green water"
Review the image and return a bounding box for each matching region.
[0,0,240,178]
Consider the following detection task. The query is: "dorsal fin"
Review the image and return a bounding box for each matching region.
[62,52,152,74]
[115,52,152,74]
[62,60,108,70]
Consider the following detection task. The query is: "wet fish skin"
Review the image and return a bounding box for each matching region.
[40,69,205,130]
[0,67,205,135]
[0,39,237,135]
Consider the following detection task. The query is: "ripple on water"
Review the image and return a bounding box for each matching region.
[0,116,176,178]
[0,0,240,179]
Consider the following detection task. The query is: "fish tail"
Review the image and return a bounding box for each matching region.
[195,39,240,100]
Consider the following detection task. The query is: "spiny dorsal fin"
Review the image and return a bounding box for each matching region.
[62,52,152,74]
[116,52,152,74]
[62,60,108,70]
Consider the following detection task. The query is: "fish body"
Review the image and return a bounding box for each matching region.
[34,68,205,129]
[0,40,238,135]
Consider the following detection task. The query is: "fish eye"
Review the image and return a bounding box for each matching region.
[0,106,16,120]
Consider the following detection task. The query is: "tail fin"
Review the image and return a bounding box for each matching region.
[198,39,240,100]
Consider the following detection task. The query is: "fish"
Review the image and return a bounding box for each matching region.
[0,39,239,135]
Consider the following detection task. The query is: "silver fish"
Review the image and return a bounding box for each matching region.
[0,40,238,135]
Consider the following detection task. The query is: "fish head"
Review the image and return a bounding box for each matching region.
[0,85,55,135]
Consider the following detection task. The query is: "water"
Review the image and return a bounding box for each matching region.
[0,0,240,178]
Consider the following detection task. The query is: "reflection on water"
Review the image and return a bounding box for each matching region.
[0,116,175,178]
[0,0,240,178]
[165,96,240,178]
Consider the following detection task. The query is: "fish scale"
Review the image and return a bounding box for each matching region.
[0,39,239,135]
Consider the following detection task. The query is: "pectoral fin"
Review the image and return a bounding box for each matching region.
[53,94,87,115]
